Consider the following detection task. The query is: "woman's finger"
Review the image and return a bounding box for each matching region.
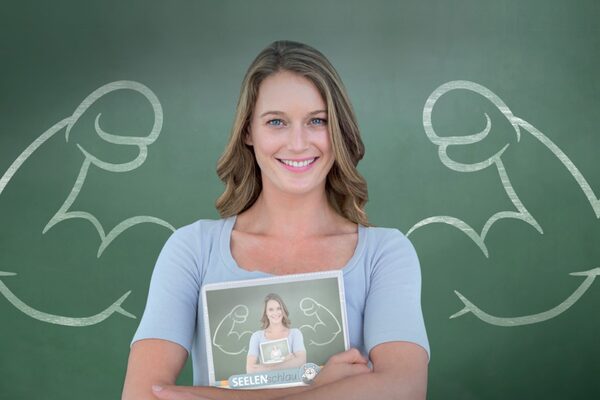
[349,363,371,375]
[329,348,368,365]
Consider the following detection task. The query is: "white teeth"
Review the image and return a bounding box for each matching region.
[281,158,316,168]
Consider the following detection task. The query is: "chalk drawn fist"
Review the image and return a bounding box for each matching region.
[299,297,342,346]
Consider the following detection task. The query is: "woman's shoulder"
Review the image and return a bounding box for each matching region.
[176,216,231,235]
[289,328,302,337]
[363,223,407,238]
[251,329,265,339]
[363,224,414,252]
[165,216,232,246]
[360,225,419,273]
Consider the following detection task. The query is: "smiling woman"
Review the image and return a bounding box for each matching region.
[122,40,429,400]
[245,293,306,374]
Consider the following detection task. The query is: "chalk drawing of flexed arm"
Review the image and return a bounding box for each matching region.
[408,80,600,258]
[212,305,253,355]
[407,81,600,326]
[298,297,341,346]
[0,81,172,326]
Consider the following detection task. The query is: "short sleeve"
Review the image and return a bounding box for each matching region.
[290,329,306,353]
[363,229,430,360]
[130,228,201,354]
[247,331,261,357]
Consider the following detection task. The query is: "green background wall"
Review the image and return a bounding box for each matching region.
[1,0,599,398]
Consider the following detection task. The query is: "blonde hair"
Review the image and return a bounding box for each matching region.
[261,293,291,330]
[216,40,370,226]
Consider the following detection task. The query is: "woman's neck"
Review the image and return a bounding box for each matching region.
[266,323,286,333]
[238,186,343,240]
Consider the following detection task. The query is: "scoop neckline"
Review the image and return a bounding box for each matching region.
[219,214,366,278]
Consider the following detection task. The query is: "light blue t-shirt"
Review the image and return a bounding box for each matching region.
[247,328,305,360]
[131,215,430,385]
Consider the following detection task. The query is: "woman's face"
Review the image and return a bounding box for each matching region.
[246,70,334,197]
[265,299,284,325]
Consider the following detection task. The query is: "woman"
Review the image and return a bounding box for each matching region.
[122,40,429,400]
[245,293,306,373]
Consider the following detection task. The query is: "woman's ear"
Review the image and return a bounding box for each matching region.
[244,128,253,146]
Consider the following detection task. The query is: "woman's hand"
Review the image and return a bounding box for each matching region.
[313,348,371,387]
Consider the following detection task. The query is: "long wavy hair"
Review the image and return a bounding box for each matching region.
[216,40,370,226]
[261,293,291,330]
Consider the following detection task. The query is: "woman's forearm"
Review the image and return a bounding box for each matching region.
[276,344,427,400]
[175,384,310,400]
[172,370,420,400]
[153,350,424,400]
[275,369,425,400]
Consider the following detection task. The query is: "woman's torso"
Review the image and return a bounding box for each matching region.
[132,216,430,386]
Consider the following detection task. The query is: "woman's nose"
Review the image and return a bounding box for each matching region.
[287,124,309,151]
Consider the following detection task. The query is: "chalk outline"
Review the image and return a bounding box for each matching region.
[212,304,253,355]
[0,271,135,326]
[450,267,600,326]
[408,80,599,255]
[0,81,174,326]
[298,297,342,346]
[44,80,176,257]
[409,80,599,326]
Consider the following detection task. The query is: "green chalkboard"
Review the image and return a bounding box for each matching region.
[1,1,599,399]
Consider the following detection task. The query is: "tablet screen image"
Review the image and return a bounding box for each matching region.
[201,270,349,389]
[259,338,290,364]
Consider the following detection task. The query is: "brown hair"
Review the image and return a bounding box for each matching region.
[261,293,291,330]
[215,40,370,226]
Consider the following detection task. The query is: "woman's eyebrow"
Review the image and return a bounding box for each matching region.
[259,109,327,118]
[259,111,284,118]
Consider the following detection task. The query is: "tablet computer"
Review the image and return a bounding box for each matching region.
[201,270,349,389]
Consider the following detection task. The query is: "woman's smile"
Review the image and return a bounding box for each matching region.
[276,157,319,173]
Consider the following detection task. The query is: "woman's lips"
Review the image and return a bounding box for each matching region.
[277,157,318,173]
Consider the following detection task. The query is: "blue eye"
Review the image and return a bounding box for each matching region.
[310,118,327,126]
[267,119,284,126]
